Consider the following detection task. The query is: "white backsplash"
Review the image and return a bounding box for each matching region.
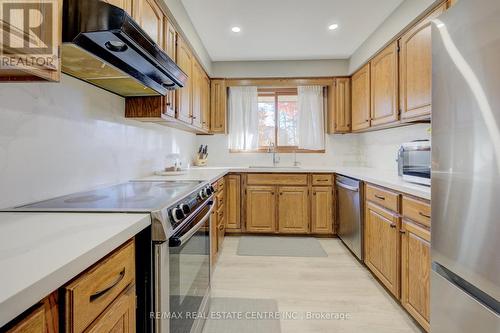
[196,123,430,172]
[0,75,197,208]
[357,123,431,172]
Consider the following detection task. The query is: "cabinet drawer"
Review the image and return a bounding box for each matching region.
[217,205,225,222]
[217,178,225,191]
[312,174,333,186]
[365,184,400,212]
[64,240,135,333]
[402,196,431,227]
[247,174,308,186]
[216,192,224,207]
[84,284,136,333]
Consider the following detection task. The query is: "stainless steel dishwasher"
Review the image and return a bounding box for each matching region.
[336,175,363,260]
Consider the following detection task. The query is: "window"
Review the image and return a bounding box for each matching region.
[257,88,308,151]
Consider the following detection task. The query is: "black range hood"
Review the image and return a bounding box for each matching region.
[62,0,187,97]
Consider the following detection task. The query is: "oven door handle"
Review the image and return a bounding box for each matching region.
[169,200,214,247]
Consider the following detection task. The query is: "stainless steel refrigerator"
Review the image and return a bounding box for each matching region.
[431,0,500,331]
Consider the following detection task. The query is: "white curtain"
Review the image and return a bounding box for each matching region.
[228,86,259,150]
[297,86,325,150]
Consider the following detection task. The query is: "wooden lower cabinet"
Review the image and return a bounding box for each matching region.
[85,285,136,333]
[225,175,241,231]
[277,187,309,234]
[311,186,333,234]
[5,291,58,333]
[401,220,431,332]
[364,201,400,298]
[246,186,276,233]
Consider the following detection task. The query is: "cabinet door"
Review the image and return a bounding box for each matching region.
[85,285,136,333]
[246,186,275,233]
[399,3,446,121]
[370,42,399,126]
[201,74,211,131]
[210,79,227,133]
[278,187,309,234]
[164,19,177,117]
[103,0,132,14]
[134,0,163,47]
[401,220,431,332]
[351,64,371,131]
[176,37,193,124]
[334,78,351,133]
[6,306,45,333]
[191,61,203,128]
[364,202,400,297]
[311,186,333,234]
[226,175,241,230]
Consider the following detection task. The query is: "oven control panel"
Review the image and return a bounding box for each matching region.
[168,185,214,227]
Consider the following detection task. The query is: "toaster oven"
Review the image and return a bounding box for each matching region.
[397,140,431,186]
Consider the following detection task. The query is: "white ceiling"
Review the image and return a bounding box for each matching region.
[181,0,404,61]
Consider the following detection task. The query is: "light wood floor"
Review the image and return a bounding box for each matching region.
[210,236,423,333]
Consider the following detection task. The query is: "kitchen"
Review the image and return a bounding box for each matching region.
[0,0,498,332]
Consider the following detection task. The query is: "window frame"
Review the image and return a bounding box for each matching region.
[230,87,325,153]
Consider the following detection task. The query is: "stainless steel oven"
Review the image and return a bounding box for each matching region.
[397,140,431,186]
[153,197,214,333]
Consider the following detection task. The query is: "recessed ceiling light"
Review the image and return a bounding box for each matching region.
[231,26,241,33]
[328,24,339,31]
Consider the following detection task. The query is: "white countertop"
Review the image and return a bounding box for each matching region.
[0,212,150,327]
[140,166,430,200]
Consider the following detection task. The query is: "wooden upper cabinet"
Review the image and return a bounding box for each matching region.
[163,19,177,117]
[210,79,228,133]
[246,186,275,233]
[370,42,399,126]
[278,187,309,234]
[311,186,333,234]
[370,42,399,127]
[226,175,241,230]
[364,201,400,298]
[191,61,203,128]
[401,220,431,332]
[133,0,164,48]
[351,64,371,131]
[176,36,193,124]
[201,74,211,131]
[328,78,351,133]
[399,3,446,121]
[164,19,177,61]
[103,0,132,14]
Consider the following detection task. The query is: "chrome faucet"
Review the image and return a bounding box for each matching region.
[268,142,280,167]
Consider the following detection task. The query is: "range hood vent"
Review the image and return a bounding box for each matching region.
[62,0,187,97]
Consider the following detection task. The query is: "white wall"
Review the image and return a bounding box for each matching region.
[348,0,439,74]
[0,75,197,208]
[211,59,349,78]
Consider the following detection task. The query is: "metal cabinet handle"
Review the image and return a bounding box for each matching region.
[399,230,406,234]
[418,211,431,219]
[390,223,397,228]
[90,268,125,302]
[374,194,386,200]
